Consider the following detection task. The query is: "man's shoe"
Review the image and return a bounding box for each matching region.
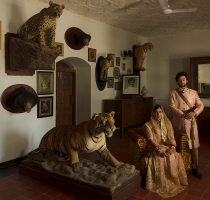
[192,169,203,178]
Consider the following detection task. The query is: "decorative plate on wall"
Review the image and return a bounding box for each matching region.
[113,67,120,79]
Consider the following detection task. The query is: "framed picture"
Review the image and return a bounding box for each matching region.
[107,77,114,88]
[113,67,120,79]
[127,68,132,74]
[116,57,120,66]
[37,96,53,118]
[115,82,121,90]
[122,75,140,95]
[88,48,96,62]
[122,63,126,71]
[0,20,1,50]
[37,71,54,95]
[55,42,64,56]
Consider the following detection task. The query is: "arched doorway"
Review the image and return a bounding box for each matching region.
[56,57,91,126]
[56,61,76,126]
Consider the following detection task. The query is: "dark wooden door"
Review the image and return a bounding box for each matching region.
[56,68,76,126]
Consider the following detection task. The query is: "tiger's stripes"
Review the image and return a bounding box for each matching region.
[39,125,74,156]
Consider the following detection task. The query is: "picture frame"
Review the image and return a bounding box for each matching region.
[122,63,126,71]
[116,57,120,66]
[127,68,132,74]
[107,77,114,88]
[37,96,53,118]
[121,75,140,95]
[55,42,64,56]
[115,82,121,90]
[37,71,54,95]
[113,67,120,79]
[0,20,1,50]
[88,48,96,62]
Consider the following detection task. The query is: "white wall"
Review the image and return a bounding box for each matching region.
[146,31,210,117]
[0,0,146,163]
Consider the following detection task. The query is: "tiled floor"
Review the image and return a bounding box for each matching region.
[0,133,210,200]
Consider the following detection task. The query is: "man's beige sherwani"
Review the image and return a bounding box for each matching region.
[169,88,204,149]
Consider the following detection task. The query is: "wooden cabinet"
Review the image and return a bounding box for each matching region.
[103,96,153,138]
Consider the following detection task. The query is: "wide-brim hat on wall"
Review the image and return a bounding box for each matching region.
[64,27,85,50]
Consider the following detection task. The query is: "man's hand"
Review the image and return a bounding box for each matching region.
[166,148,175,156]
[184,111,196,120]
[159,150,167,158]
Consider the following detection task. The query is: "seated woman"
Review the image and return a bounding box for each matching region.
[145,104,188,198]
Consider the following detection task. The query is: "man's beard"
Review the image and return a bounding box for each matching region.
[178,83,187,88]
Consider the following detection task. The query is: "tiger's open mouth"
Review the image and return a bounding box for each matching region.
[104,127,116,138]
[105,131,113,138]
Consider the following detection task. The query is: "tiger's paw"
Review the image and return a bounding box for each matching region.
[71,162,83,168]
[118,162,135,173]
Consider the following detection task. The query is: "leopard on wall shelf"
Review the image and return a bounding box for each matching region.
[19,1,65,49]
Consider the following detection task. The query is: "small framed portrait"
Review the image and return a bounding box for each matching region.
[0,20,1,50]
[127,68,132,74]
[114,82,121,90]
[122,75,140,95]
[107,77,114,88]
[113,67,120,79]
[122,63,126,71]
[55,42,64,56]
[37,71,54,95]
[116,57,120,66]
[88,48,96,62]
[37,96,53,118]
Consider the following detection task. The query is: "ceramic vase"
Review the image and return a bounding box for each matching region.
[141,85,148,96]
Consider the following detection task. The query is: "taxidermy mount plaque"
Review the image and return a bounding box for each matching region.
[1,84,38,113]
[65,27,91,50]
[99,54,115,81]
[95,56,106,91]
[9,1,65,71]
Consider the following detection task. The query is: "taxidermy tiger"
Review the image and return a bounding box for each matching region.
[19,1,65,49]
[28,111,133,170]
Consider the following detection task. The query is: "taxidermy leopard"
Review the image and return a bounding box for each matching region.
[19,1,65,48]
[28,111,134,170]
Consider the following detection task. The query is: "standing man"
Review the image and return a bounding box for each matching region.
[168,72,204,178]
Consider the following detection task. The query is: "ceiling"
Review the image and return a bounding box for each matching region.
[33,0,210,38]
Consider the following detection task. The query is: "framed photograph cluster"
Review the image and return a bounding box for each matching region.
[37,71,54,118]
[121,75,140,95]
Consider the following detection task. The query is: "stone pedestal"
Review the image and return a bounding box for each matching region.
[19,159,141,200]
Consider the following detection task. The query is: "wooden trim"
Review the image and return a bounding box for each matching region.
[0,156,27,169]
